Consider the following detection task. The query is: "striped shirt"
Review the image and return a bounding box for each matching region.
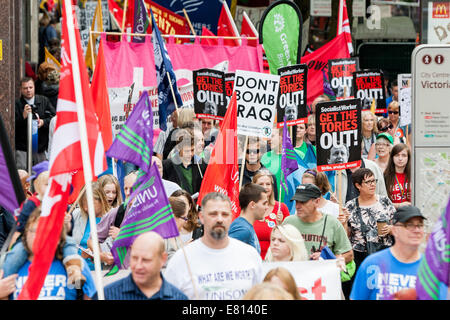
[93,273,188,300]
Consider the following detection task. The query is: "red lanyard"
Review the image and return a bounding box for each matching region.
[395,174,407,200]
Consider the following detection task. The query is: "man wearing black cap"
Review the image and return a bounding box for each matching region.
[350,205,426,300]
[283,184,353,264]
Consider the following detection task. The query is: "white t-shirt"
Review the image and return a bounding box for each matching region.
[164,237,263,300]
[318,200,340,219]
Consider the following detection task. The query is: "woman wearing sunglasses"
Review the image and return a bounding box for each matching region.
[387,101,410,147]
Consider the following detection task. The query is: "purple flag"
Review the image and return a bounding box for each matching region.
[416,197,450,300]
[0,115,25,214]
[281,116,299,193]
[106,91,153,174]
[133,0,150,43]
[110,163,179,269]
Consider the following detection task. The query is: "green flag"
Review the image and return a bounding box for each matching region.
[259,0,303,74]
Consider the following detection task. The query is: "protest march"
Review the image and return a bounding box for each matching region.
[1,0,450,306]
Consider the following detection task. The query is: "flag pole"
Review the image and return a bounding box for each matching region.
[182,9,196,36]
[89,31,96,73]
[64,0,104,300]
[121,0,128,41]
[177,236,199,299]
[239,135,249,191]
[166,71,180,114]
[90,30,257,40]
[27,113,33,175]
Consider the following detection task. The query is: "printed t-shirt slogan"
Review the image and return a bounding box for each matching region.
[277,64,308,128]
[235,70,280,138]
[328,58,359,99]
[316,99,362,172]
[352,70,386,114]
[193,69,226,120]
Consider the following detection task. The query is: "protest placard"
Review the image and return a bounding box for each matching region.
[225,73,235,107]
[262,260,342,300]
[352,70,386,114]
[277,64,308,128]
[193,69,226,121]
[398,73,412,127]
[235,70,280,138]
[328,58,359,99]
[316,98,362,172]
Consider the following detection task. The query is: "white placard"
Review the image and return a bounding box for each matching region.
[398,73,412,127]
[235,70,279,138]
[262,260,342,300]
[310,0,332,17]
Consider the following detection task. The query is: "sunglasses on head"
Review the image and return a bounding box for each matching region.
[388,111,399,115]
[379,124,393,132]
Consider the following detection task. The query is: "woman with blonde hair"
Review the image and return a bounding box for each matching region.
[361,110,378,160]
[305,114,316,146]
[97,174,123,208]
[263,267,304,300]
[265,224,308,262]
[252,169,290,260]
[71,182,112,269]
[242,282,294,300]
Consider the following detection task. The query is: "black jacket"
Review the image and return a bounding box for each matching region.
[162,154,207,195]
[15,94,56,152]
[0,207,15,249]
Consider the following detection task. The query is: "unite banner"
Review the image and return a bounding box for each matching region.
[316,98,362,172]
[234,70,280,138]
[262,260,342,300]
[277,64,308,127]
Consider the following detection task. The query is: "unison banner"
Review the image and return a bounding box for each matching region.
[277,64,308,127]
[259,0,303,74]
[262,260,342,300]
[352,70,386,114]
[193,69,226,120]
[328,58,359,99]
[235,70,280,138]
[316,98,362,172]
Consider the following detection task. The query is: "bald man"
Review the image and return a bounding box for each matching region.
[95,232,187,300]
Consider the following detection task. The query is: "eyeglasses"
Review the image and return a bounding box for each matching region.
[397,223,425,231]
[362,179,377,185]
[388,111,399,115]
[178,216,189,221]
[379,124,394,132]
[375,142,390,148]
[246,149,260,155]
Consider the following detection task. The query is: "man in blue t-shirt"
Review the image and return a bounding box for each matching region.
[350,205,426,300]
[228,183,269,254]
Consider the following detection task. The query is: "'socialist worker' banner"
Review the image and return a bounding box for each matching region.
[225,73,235,107]
[277,64,308,128]
[193,69,226,121]
[316,98,362,172]
[259,0,303,74]
[328,58,359,99]
[352,70,386,114]
[235,70,280,138]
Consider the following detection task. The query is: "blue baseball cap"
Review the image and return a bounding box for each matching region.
[26,161,49,181]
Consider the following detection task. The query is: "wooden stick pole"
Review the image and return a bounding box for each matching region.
[166,72,180,114]
[89,30,96,73]
[239,135,249,191]
[177,236,199,300]
[121,0,128,41]
[183,9,196,36]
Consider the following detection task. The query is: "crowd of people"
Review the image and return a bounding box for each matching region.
[0,6,430,301]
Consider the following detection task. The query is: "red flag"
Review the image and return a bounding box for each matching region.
[300,33,350,105]
[108,0,124,29]
[18,0,107,300]
[217,2,240,47]
[91,39,113,150]
[200,26,218,45]
[240,11,258,47]
[198,93,240,220]
[337,0,354,55]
